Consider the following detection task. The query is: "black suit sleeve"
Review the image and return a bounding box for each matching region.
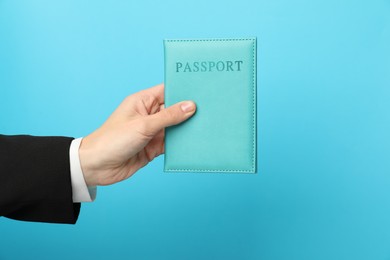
[0,135,81,224]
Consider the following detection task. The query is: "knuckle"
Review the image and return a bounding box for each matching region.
[162,107,180,121]
[123,95,134,104]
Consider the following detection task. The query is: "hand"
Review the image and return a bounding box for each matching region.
[78,83,196,186]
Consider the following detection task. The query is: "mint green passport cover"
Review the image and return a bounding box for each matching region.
[164,38,257,173]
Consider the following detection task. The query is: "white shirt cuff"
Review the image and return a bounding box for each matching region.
[69,137,97,202]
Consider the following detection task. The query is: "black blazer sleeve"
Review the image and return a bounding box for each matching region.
[0,135,81,224]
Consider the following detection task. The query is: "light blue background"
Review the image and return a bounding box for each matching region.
[0,0,389,259]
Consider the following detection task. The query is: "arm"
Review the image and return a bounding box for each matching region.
[0,84,196,224]
[0,135,80,224]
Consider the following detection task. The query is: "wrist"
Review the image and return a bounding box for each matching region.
[79,136,100,187]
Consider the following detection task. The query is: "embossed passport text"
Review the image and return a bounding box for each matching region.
[164,38,257,173]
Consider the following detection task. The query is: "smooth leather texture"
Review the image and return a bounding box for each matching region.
[164,38,257,173]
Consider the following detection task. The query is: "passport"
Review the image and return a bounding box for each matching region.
[163,38,257,173]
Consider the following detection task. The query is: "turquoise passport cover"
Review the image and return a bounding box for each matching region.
[164,38,257,173]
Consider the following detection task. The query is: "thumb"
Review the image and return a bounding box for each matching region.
[145,101,196,135]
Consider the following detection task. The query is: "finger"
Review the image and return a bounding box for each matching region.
[116,84,164,116]
[136,83,165,105]
[146,129,165,156]
[145,101,196,135]
[159,104,165,111]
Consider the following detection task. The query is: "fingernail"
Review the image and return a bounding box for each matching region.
[181,101,195,113]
